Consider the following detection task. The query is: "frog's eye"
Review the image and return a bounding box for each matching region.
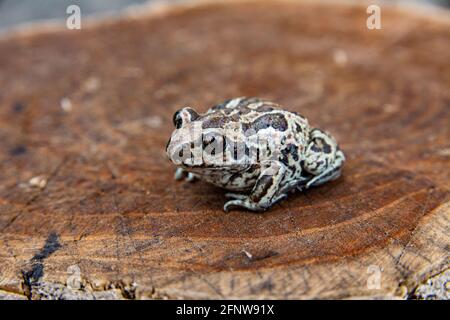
[173,111,183,129]
[173,107,199,129]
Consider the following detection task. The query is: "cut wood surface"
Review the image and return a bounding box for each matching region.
[0,0,449,299]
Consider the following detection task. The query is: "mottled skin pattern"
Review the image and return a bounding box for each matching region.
[166,97,345,212]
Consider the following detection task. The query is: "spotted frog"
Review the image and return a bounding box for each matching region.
[166,97,345,212]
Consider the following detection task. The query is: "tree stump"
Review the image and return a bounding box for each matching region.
[0,0,449,299]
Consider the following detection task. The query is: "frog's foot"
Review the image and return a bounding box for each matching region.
[223,193,287,212]
[271,193,288,205]
[224,198,267,212]
[296,176,312,192]
[303,128,345,189]
[305,149,345,189]
[174,168,197,182]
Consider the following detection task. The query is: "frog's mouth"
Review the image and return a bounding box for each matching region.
[181,162,246,170]
[182,158,257,176]
[167,137,255,171]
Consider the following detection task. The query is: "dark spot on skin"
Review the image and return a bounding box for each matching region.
[280,157,289,167]
[237,106,253,115]
[185,108,199,121]
[295,123,303,133]
[250,174,274,202]
[248,164,259,174]
[10,145,27,156]
[323,143,332,154]
[230,113,243,121]
[243,113,288,135]
[315,160,324,169]
[284,144,299,160]
[280,144,299,166]
[289,165,297,177]
[12,102,25,113]
[255,104,274,112]
[229,172,243,185]
[202,116,232,129]
[222,108,234,115]
[310,137,332,154]
[291,148,299,162]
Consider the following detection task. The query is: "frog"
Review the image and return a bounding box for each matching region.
[166,97,345,212]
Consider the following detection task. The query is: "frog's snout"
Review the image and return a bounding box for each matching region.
[166,138,195,166]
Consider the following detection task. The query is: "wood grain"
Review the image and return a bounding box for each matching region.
[0,0,449,299]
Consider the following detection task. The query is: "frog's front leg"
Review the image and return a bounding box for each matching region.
[224,161,287,212]
[174,168,197,182]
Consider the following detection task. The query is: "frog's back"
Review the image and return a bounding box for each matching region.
[204,97,310,144]
[206,97,282,120]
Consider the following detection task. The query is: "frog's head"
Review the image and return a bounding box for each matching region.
[166,107,204,168]
[166,107,244,172]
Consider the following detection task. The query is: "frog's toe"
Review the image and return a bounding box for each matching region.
[225,193,248,200]
[174,168,197,182]
[174,168,185,180]
[185,172,197,182]
[272,193,288,204]
[223,199,267,213]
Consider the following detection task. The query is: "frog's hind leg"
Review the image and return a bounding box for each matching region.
[303,129,345,189]
[306,150,344,188]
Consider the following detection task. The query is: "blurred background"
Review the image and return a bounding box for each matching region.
[0,0,449,31]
